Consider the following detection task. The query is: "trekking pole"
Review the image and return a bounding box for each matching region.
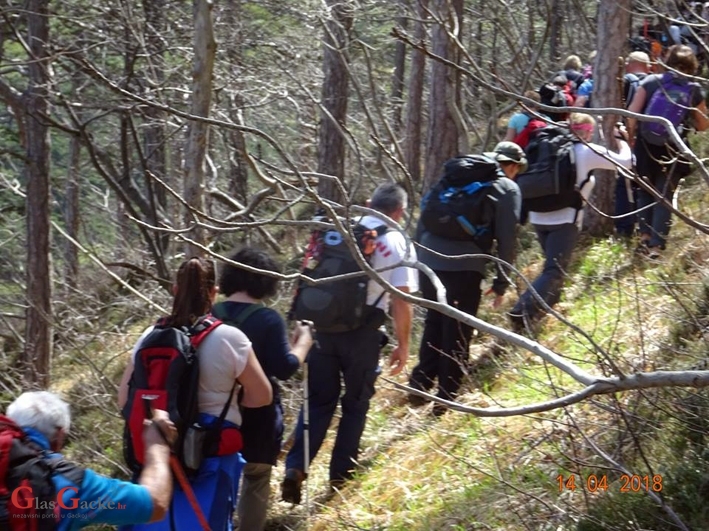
[143,398,211,531]
[300,320,317,527]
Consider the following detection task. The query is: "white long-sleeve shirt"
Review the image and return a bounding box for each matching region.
[529,140,633,228]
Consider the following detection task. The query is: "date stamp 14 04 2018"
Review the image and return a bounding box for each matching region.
[557,474,663,493]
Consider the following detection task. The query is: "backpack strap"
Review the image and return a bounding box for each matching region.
[47,457,85,487]
[188,315,222,349]
[211,302,265,329]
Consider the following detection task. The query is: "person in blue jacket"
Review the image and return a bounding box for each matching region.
[6,391,175,530]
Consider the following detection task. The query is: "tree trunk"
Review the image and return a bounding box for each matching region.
[316,0,354,203]
[143,0,169,256]
[549,0,561,63]
[390,3,408,134]
[64,133,81,292]
[23,0,52,387]
[403,0,427,183]
[423,0,462,189]
[584,0,630,236]
[184,0,216,257]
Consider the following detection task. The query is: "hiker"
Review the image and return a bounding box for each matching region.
[559,54,585,92]
[282,183,418,503]
[582,51,597,81]
[409,142,523,414]
[504,90,548,147]
[211,247,313,531]
[508,114,633,331]
[539,74,575,123]
[626,44,709,258]
[615,51,652,238]
[118,256,272,531]
[2,391,175,529]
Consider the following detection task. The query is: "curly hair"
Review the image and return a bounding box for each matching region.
[219,247,281,299]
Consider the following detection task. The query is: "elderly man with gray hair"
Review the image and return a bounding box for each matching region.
[3,391,175,529]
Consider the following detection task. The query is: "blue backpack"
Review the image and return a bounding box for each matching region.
[640,72,698,146]
[419,155,499,249]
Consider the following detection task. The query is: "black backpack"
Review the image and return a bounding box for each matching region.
[516,126,581,213]
[122,315,222,477]
[538,82,569,122]
[292,220,388,333]
[0,416,84,531]
[419,155,499,249]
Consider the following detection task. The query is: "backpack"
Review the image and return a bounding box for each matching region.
[419,154,499,248]
[623,72,646,108]
[516,126,582,213]
[122,315,222,477]
[513,116,547,149]
[640,72,698,146]
[292,220,389,333]
[538,83,570,122]
[0,416,84,530]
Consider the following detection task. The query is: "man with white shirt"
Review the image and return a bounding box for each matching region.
[509,113,633,331]
[282,183,418,503]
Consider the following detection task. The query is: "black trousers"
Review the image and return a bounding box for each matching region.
[409,269,483,401]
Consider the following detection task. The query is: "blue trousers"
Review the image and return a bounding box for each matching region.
[285,326,383,482]
[511,223,578,321]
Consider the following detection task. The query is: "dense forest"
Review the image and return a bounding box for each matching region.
[2,0,709,529]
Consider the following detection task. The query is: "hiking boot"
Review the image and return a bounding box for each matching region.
[432,403,448,417]
[645,246,663,261]
[329,478,347,493]
[281,468,305,504]
[407,392,428,407]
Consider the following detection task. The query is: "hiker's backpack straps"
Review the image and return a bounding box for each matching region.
[188,314,222,349]
[211,303,265,330]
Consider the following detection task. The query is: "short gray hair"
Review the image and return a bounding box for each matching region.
[369,183,407,215]
[7,391,71,441]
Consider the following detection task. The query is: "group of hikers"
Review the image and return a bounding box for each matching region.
[2,39,708,530]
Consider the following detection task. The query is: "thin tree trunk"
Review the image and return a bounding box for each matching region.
[403,0,428,184]
[423,0,461,188]
[584,0,630,236]
[316,0,354,203]
[23,0,52,387]
[390,2,408,133]
[64,132,81,291]
[184,0,216,257]
[143,0,169,256]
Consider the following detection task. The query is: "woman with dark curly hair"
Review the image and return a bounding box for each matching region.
[212,247,312,531]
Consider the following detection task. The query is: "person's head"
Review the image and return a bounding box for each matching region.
[369,183,407,221]
[219,247,281,300]
[7,392,71,451]
[626,51,651,74]
[170,257,217,327]
[664,44,699,75]
[521,90,541,109]
[563,54,583,72]
[552,74,568,87]
[569,113,596,141]
[484,141,528,179]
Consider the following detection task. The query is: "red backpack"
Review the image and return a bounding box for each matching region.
[0,416,83,530]
[513,118,547,149]
[122,315,222,477]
